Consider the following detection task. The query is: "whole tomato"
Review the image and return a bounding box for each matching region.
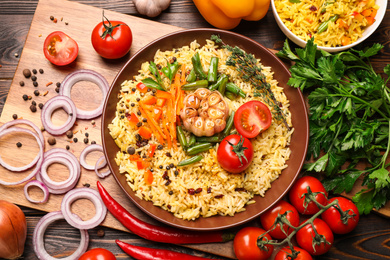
[217,134,254,173]
[260,200,299,239]
[288,176,328,215]
[79,248,116,260]
[296,218,334,256]
[233,226,273,260]
[321,197,359,234]
[91,13,132,59]
[275,246,313,260]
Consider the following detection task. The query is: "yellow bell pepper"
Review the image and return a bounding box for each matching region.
[193,0,270,30]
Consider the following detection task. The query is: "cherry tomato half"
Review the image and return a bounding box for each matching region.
[288,176,328,215]
[260,200,300,239]
[79,248,116,260]
[296,218,334,256]
[43,31,79,66]
[233,227,273,260]
[217,134,254,173]
[321,197,359,234]
[234,100,272,138]
[91,15,132,59]
[275,246,313,260]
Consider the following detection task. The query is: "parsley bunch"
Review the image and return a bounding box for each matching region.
[277,38,390,214]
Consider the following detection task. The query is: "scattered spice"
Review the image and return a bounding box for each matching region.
[19,81,25,87]
[23,69,31,78]
[46,81,53,87]
[48,137,56,145]
[30,104,37,112]
[53,18,57,23]
[73,137,78,143]
[83,138,89,144]
[32,69,37,74]
[43,90,49,96]
[55,87,60,93]
[34,90,40,96]
[56,82,61,87]
[66,130,73,138]
[16,142,22,148]
[91,141,96,144]
[39,69,44,74]
[97,229,105,237]
[50,15,54,20]
[31,75,37,81]
[32,101,36,106]
[83,183,90,187]
[66,145,70,150]
[38,103,44,109]
[33,82,38,87]
[91,120,96,125]
[12,114,18,120]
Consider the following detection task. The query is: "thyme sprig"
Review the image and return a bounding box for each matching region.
[211,35,290,130]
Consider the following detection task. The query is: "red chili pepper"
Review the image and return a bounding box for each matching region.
[97,181,234,244]
[116,240,222,260]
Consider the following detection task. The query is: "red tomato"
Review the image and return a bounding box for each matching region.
[275,246,313,260]
[43,31,78,66]
[260,200,299,239]
[91,15,132,59]
[296,218,334,256]
[79,248,116,260]
[234,100,272,138]
[233,227,273,260]
[321,197,359,234]
[288,176,328,215]
[217,134,254,173]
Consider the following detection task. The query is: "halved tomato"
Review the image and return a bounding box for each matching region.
[43,31,79,66]
[234,100,272,138]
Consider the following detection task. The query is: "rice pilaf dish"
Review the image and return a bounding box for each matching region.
[108,40,294,220]
[274,0,379,47]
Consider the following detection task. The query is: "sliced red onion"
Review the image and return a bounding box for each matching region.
[0,127,43,185]
[79,144,104,170]
[33,211,89,260]
[94,156,111,178]
[60,69,109,119]
[41,95,77,135]
[61,187,107,230]
[36,148,80,194]
[24,180,49,203]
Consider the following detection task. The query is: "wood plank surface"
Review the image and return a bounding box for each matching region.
[1,0,390,259]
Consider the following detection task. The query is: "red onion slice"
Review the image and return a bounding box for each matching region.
[0,127,43,185]
[79,144,105,170]
[94,156,111,178]
[60,69,109,119]
[33,211,89,260]
[24,180,49,203]
[36,148,80,194]
[61,187,107,230]
[41,95,77,135]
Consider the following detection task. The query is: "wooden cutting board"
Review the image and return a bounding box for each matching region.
[0,0,239,258]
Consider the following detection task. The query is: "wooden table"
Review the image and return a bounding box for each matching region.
[1,0,389,259]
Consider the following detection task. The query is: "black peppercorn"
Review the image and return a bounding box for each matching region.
[136,97,140,102]
[132,88,136,92]
[32,101,36,106]
[56,82,61,87]
[66,145,70,150]
[166,165,170,170]
[66,130,73,138]
[169,163,174,168]
[48,137,56,145]
[22,94,28,101]
[23,69,31,78]
[159,165,163,169]
[31,75,37,81]
[142,118,147,123]
[32,69,37,74]
[157,144,163,150]
[73,137,78,143]
[34,90,40,96]
[19,81,25,87]
[127,146,136,155]
[137,111,141,116]
[12,114,18,120]
[91,141,96,144]
[16,142,22,148]
[85,133,89,137]
[136,122,142,127]
[131,103,135,107]
[30,104,37,112]
[38,103,44,109]
[55,87,60,93]
[33,81,38,87]
[83,138,89,144]
[169,191,173,195]
[39,68,44,74]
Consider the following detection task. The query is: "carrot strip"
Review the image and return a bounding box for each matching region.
[139,105,166,144]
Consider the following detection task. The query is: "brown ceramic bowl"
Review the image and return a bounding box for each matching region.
[102,28,309,231]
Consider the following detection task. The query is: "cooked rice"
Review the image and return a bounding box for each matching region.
[108,40,294,220]
[274,0,379,47]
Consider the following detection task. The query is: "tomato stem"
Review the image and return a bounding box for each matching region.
[100,11,122,40]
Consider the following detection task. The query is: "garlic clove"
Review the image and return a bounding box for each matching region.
[184,94,200,109]
[208,92,222,106]
[194,88,211,100]
[192,117,205,136]
[208,107,225,119]
[214,118,227,134]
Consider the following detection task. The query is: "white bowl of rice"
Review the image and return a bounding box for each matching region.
[271,0,387,52]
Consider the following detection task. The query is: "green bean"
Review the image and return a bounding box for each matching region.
[218,76,228,96]
[186,143,212,155]
[141,78,166,91]
[188,134,196,147]
[196,136,221,143]
[317,15,339,34]
[162,61,180,82]
[222,111,235,137]
[149,61,165,89]
[207,57,219,83]
[226,82,246,98]
[191,52,207,80]
[181,80,209,90]
[177,155,204,167]
[209,74,228,91]
[176,125,188,149]
[186,69,196,83]
[225,91,238,100]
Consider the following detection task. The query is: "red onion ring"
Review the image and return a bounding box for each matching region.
[33,211,89,260]
[94,156,111,178]
[79,144,105,170]
[0,127,43,185]
[36,148,80,194]
[61,187,107,230]
[24,180,49,203]
[59,69,109,119]
[0,119,44,172]
[41,95,77,135]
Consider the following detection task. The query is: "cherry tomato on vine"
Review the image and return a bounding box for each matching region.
[234,100,272,139]
[79,248,116,260]
[260,200,299,239]
[217,134,254,173]
[288,176,328,215]
[43,31,79,66]
[233,227,273,260]
[321,197,359,234]
[296,218,334,256]
[91,13,132,59]
[275,246,313,260]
